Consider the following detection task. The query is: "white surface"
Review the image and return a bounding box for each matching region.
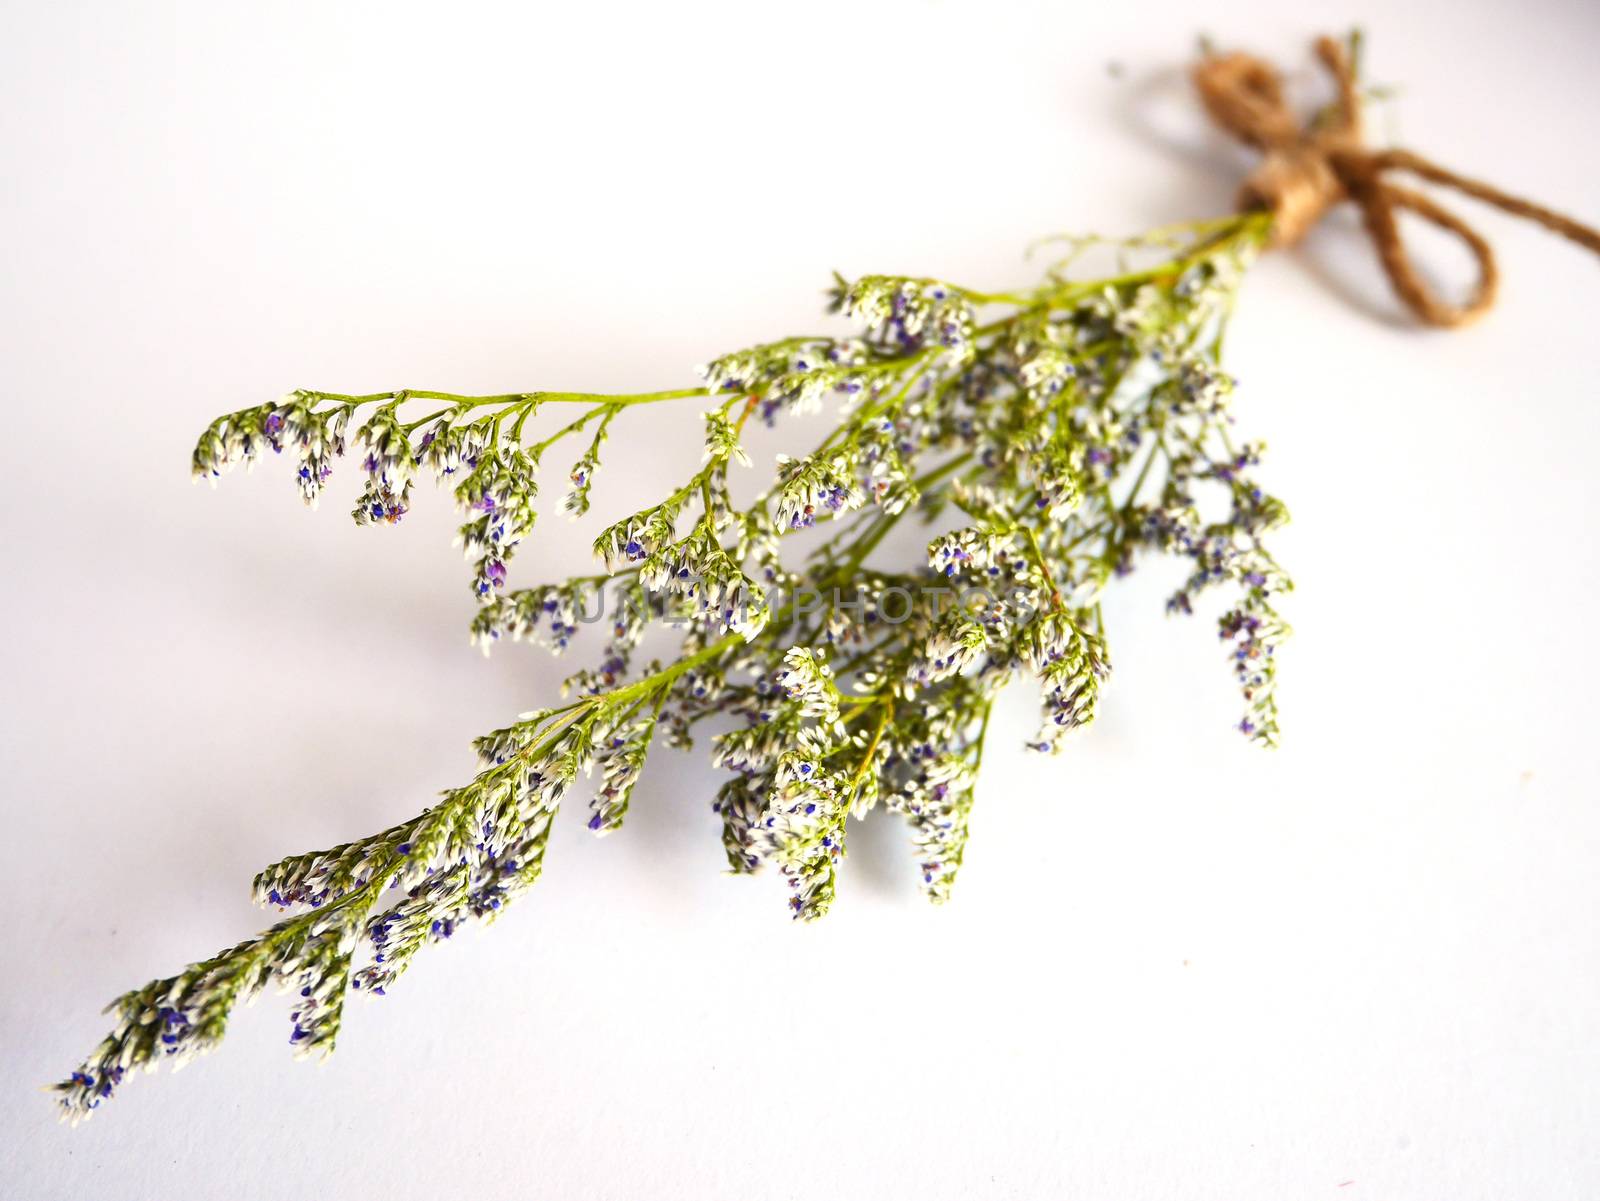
[3,1,1598,1197]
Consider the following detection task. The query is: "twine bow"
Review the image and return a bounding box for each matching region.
[1193,35,1600,327]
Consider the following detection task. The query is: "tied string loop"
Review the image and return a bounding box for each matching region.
[1193,35,1600,327]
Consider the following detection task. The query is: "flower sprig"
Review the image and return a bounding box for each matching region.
[61,213,1291,1121]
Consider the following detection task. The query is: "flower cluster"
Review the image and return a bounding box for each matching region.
[700,338,875,423]
[773,453,864,530]
[192,393,349,506]
[1022,613,1111,753]
[63,212,1291,1121]
[832,275,979,364]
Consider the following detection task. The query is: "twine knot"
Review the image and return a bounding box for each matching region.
[1194,35,1600,327]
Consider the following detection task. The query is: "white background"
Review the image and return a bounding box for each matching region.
[3,1,1598,1197]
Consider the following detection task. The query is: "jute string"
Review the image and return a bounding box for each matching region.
[1193,36,1600,327]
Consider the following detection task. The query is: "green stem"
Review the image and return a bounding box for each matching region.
[1023,526,1065,609]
